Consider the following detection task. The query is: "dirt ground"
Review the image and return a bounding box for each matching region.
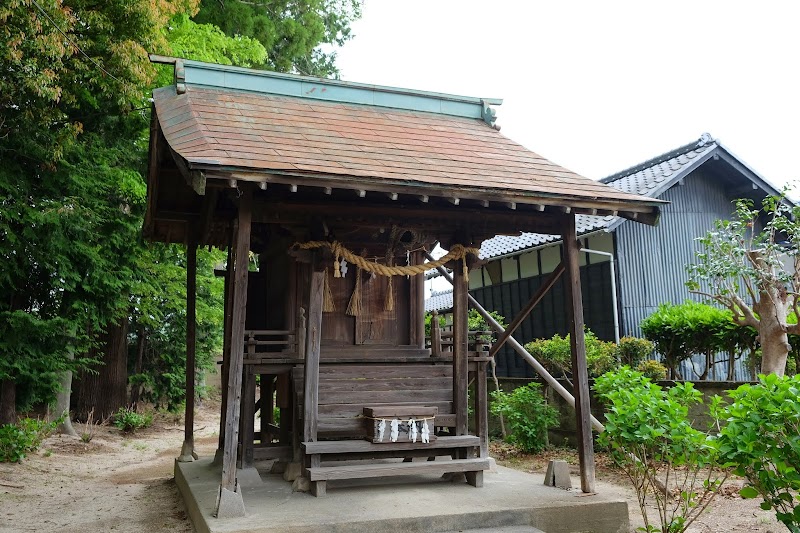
[492,442,785,533]
[0,403,786,533]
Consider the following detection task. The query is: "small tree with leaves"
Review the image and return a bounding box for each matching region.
[687,196,800,376]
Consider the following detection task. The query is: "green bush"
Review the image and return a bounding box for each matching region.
[617,336,654,368]
[640,301,751,379]
[636,359,668,381]
[595,368,728,533]
[718,374,800,532]
[489,382,558,453]
[525,329,617,378]
[112,407,153,433]
[0,418,57,463]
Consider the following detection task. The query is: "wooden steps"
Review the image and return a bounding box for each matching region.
[307,458,489,482]
[302,435,480,454]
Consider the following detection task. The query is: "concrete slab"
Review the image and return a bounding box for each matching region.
[176,458,629,533]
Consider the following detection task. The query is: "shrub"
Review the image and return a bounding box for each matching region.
[636,359,668,381]
[616,336,654,368]
[489,382,558,453]
[595,368,728,533]
[525,329,617,378]
[0,418,57,462]
[112,407,153,433]
[718,374,800,532]
[640,301,750,379]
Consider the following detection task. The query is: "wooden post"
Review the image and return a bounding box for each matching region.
[216,240,235,461]
[178,239,197,462]
[431,310,442,357]
[220,187,253,493]
[303,270,324,443]
[452,262,469,436]
[562,214,596,494]
[409,250,425,348]
[475,361,489,458]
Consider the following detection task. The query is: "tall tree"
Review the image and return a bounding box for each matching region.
[687,196,800,376]
[0,0,195,422]
[193,0,362,76]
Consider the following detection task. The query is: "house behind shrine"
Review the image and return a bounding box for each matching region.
[426,134,784,380]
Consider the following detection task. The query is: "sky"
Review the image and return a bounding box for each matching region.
[332,1,800,187]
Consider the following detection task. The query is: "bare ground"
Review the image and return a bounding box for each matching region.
[0,404,786,533]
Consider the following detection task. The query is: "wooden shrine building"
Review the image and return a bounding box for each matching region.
[144,57,663,518]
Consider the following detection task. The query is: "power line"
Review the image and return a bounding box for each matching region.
[29,0,122,84]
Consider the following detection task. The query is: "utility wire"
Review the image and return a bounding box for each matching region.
[29,0,122,84]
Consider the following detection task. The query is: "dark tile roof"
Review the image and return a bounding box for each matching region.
[425,290,454,313]
[474,134,718,260]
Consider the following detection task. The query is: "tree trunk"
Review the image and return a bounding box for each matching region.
[53,344,77,436]
[129,327,147,406]
[75,318,130,420]
[0,379,16,425]
[759,328,789,376]
[754,294,790,377]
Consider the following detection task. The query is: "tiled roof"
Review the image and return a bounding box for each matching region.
[474,135,718,260]
[152,63,662,215]
[425,290,454,312]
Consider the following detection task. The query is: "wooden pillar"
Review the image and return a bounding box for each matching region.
[562,214,596,493]
[220,188,253,493]
[303,269,324,443]
[178,239,198,462]
[475,361,489,458]
[409,250,425,348]
[216,240,235,460]
[452,261,469,436]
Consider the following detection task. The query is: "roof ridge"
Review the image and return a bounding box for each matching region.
[600,133,715,184]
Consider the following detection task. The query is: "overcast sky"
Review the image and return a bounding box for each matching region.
[332,1,799,188]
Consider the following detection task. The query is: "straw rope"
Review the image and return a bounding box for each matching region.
[293,240,480,279]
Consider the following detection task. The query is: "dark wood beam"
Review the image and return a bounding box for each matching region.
[562,214,596,494]
[304,268,324,442]
[178,238,197,462]
[488,261,565,358]
[452,260,469,437]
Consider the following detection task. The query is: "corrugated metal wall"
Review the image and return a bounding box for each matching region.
[471,260,614,378]
[615,168,753,380]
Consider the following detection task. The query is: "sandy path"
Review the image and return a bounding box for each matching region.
[0,407,218,533]
[0,404,786,533]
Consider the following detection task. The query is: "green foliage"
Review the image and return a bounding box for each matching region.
[525,330,618,378]
[718,374,800,532]
[595,368,728,533]
[424,312,446,338]
[0,418,57,463]
[617,336,654,368]
[129,245,225,410]
[167,14,267,68]
[686,195,800,375]
[636,359,668,381]
[490,382,558,453]
[640,301,750,379]
[112,407,153,433]
[468,309,506,343]
[193,0,362,76]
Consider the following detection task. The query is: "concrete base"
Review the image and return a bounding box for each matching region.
[175,458,630,533]
[177,439,198,463]
[215,484,246,519]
